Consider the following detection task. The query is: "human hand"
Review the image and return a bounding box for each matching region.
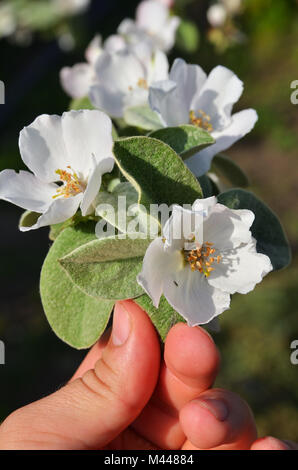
[0,300,297,450]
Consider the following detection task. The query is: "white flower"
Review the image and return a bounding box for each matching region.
[60,35,103,99]
[137,197,272,326]
[0,110,114,231]
[90,44,169,118]
[149,58,258,176]
[117,0,180,53]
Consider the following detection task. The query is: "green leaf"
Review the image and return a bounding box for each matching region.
[123,105,163,131]
[19,210,40,229]
[218,189,291,271]
[69,96,95,111]
[198,175,214,198]
[176,19,200,53]
[60,235,151,301]
[135,295,185,342]
[49,219,76,241]
[40,223,114,349]
[113,136,203,212]
[149,125,214,160]
[212,154,250,188]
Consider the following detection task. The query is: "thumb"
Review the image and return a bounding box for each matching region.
[0,301,160,450]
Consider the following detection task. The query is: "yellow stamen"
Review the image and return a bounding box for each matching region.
[184,242,221,277]
[189,109,213,132]
[53,167,85,199]
[137,78,148,90]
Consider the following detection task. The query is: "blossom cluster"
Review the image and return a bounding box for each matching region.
[0,0,288,345]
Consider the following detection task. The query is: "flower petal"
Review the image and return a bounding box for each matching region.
[85,34,102,64]
[60,63,95,99]
[185,108,258,176]
[137,237,182,307]
[149,59,207,127]
[19,114,68,183]
[163,267,230,326]
[208,240,273,295]
[192,65,244,130]
[61,109,114,178]
[0,169,57,212]
[203,203,254,251]
[80,155,114,216]
[20,193,83,232]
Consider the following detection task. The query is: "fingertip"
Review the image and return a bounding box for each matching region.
[164,323,220,390]
[251,437,291,450]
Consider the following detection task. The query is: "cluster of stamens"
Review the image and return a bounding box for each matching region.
[53,166,85,199]
[189,109,213,132]
[137,78,149,90]
[185,242,221,277]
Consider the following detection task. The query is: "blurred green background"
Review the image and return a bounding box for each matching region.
[0,0,297,442]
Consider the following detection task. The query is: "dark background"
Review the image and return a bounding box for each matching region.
[0,0,298,440]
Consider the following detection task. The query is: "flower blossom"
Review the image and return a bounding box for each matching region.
[90,44,169,118]
[149,58,258,176]
[117,0,180,53]
[0,110,114,231]
[137,197,272,326]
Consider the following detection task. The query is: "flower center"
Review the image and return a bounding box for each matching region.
[53,166,86,199]
[184,242,221,277]
[137,78,148,90]
[189,109,213,132]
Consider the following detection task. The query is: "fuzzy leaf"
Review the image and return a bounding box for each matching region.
[218,189,291,271]
[94,182,158,235]
[60,235,150,301]
[149,125,214,159]
[212,154,250,188]
[124,105,164,131]
[40,223,114,349]
[113,136,203,212]
[135,295,185,342]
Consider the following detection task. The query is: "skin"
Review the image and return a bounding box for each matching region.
[0,300,297,450]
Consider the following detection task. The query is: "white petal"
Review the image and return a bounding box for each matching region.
[80,155,114,216]
[0,170,57,212]
[157,16,180,51]
[61,109,114,178]
[185,109,258,176]
[94,49,145,94]
[90,84,125,118]
[148,49,169,83]
[136,0,168,33]
[19,114,68,183]
[149,80,182,127]
[60,63,95,99]
[20,193,83,232]
[85,35,102,64]
[170,59,207,111]
[163,267,230,326]
[149,59,207,127]
[91,49,146,117]
[104,34,127,53]
[203,203,254,251]
[137,237,182,307]
[192,196,217,217]
[192,65,244,130]
[208,241,273,295]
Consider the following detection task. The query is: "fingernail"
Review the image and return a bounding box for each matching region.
[112,302,131,347]
[196,397,229,421]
